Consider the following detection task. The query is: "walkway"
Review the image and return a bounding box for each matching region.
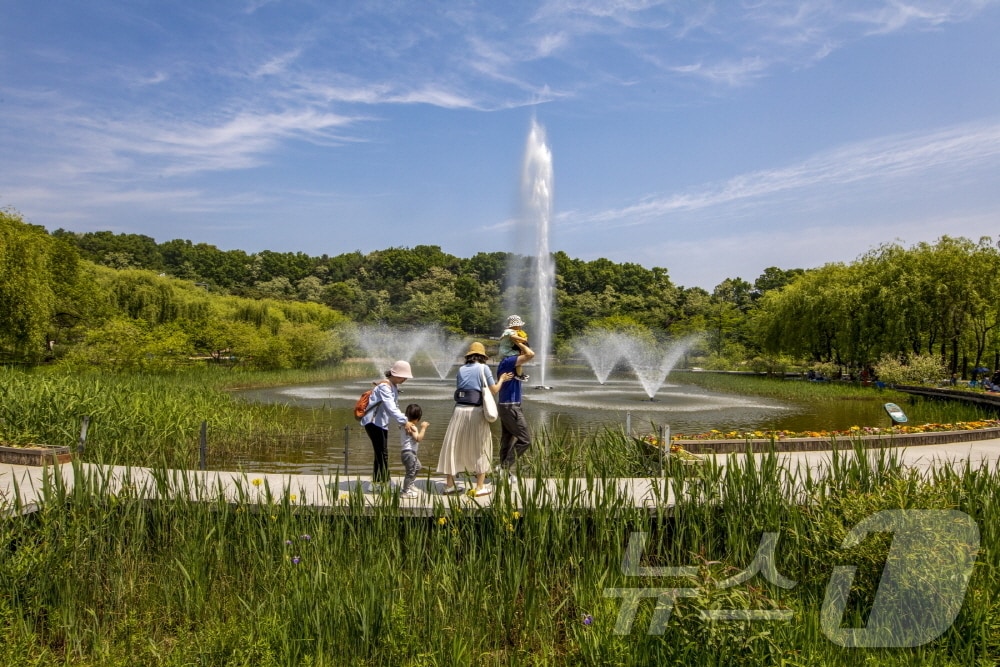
[3,439,999,517]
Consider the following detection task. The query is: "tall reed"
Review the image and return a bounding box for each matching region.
[0,366,346,469]
[2,442,997,665]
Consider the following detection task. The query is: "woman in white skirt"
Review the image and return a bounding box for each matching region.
[437,341,512,496]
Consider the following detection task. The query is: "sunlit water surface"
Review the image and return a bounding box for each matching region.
[229,365,966,474]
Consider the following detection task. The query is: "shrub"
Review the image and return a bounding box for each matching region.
[874,353,946,386]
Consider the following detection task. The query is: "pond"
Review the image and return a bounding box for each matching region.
[230,364,989,474]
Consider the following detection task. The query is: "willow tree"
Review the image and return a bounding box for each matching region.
[873,236,997,373]
[751,263,856,365]
[0,210,65,359]
[752,236,1000,376]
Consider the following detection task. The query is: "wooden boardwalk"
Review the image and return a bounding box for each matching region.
[4,439,999,518]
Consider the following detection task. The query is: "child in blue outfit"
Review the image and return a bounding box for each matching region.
[498,314,529,380]
[400,403,429,499]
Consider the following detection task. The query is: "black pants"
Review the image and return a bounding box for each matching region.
[498,403,531,469]
[365,422,390,483]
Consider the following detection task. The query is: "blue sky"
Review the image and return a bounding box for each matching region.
[3,1,1000,289]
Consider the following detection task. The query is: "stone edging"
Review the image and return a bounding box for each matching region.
[673,427,1000,455]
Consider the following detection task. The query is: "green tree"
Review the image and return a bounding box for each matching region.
[752,266,804,299]
[0,209,72,359]
[61,318,193,371]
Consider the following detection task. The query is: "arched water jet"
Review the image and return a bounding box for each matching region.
[354,324,426,373]
[354,325,468,379]
[576,331,701,398]
[576,331,630,384]
[621,337,667,399]
[420,330,470,380]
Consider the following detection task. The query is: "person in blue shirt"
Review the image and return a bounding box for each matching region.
[496,339,535,482]
[436,342,512,496]
[359,359,412,491]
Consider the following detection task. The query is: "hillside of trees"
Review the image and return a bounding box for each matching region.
[3,208,1000,378]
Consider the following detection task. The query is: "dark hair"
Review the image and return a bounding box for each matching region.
[465,354,487,364]
[405,403,422,421]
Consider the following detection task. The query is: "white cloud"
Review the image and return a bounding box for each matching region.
[853,0,990,34]
[385,87,480,110]
[89,108,359,176]
[253,49,302,77]
[563,119,1000,230]
[670,56,771,86]
[596,208,1000,288]
[534,31,570,57]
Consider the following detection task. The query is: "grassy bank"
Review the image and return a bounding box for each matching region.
[678,371,998,427]
[1,448,998,665]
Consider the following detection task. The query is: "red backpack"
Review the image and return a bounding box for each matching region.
[353,380,389,420]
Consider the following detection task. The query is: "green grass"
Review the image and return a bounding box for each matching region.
[680,371,908,401]
[1,448,998,665]
[2,366,999,664]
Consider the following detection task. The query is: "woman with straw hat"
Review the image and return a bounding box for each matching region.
[437,342,512,496]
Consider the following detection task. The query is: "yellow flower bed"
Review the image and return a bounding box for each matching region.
[664,419,1000,441]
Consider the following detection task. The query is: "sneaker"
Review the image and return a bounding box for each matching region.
[473,486,492,497]
[441,484,465,495]
[400,488,419,499]
[516,374,530,382]
[507,473,518,484]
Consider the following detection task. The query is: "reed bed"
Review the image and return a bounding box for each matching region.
[3,367,998,664]
[2,446,998,666]
[0,367,348,469]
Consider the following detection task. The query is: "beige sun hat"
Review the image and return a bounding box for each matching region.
[506,315,525,327]
[465,342,487,358]
[389,360,413,378]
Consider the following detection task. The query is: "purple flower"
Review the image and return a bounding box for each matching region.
[582,614,593,626]
[285,540,292,546]
[292,556,301,565]
[300,534,312,541]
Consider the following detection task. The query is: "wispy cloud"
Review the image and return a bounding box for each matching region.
[100,108,359,175]
[3,0,998,258]
[562,119,1000,230]
[657,1,995,85]
[3,98,364,183]
[253,49,302,78]
[669,57,771,87]
[852,0,991,34]
[604,207,1000,288]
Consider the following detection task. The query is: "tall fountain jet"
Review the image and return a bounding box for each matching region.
[520,119,555,387]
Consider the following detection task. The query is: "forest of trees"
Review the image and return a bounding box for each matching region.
[3,207,1000,378]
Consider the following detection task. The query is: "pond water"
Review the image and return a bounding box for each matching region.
[230,364,960,474]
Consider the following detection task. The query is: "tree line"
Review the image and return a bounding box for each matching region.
[3,208,999,378]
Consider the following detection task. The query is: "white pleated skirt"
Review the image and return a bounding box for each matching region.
[435,405,493,476]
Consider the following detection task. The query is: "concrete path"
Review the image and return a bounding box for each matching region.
[3,439,999,517]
